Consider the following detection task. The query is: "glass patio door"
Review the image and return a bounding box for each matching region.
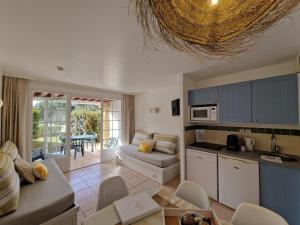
[32,92,70,170]
[69,97,102,170]
[101,99,121,162]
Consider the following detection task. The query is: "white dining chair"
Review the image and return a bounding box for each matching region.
[228,202,289,225]
[96,176,129,211]
[175,180,210,209]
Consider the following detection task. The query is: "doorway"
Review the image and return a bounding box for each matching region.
[69,97,102,170]
[31,91,122,171]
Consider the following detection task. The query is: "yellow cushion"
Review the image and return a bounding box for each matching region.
[138,140,154,153]
[33,162,48,180]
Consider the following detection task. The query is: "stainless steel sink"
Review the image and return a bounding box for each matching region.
[260,152,298,162]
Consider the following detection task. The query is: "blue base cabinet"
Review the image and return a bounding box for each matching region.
[260,163,300,225]
[219,81,252,123]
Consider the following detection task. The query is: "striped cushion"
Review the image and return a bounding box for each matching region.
[0,141,21,161]
[153,134,177,155]
[0,153,20,216]
[132,131,154,146]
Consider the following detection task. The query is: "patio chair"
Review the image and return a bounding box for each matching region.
[72,139,84,159]
[84,132,97,152]
[107,137,118,149]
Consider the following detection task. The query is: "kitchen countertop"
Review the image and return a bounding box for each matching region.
[187,144,300,169]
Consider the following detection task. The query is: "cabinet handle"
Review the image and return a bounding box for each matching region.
[234,166,239,170]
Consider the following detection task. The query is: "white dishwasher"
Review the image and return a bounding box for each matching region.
[218,154,260,209]
[186,149,218,200]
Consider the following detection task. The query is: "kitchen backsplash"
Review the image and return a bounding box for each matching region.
[185,125,300,156]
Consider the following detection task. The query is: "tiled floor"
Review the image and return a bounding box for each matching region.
[70,144,101,170]
[64,160,234,225]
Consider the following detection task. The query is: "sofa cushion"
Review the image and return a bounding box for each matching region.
[137,140,155,153]
[118,145,178,168]
[132,131,153,146]
[0,153,20,216]
[15,159,35,184]
[0,141,21,161]
[0,159,74,225]
[153,133,177,155]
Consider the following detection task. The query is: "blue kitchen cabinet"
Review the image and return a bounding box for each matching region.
[260,163,300,225]
[219,81,252,123]
[188,87,218,105]
[252,74,298,124]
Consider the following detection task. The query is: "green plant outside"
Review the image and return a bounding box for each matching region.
[33,109,102,151]
[71,109,101,141]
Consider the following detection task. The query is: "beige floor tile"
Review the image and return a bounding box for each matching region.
[90,184,99,194]
[80,172,100,181]
[70,177,85,186]
[84,177,101,186]
[75,187,96,203]
[77,210,85,225]
[83,207,97,217]
[72,182,89,192]
[129,187,139,194]
[211,201,235,222]
[127,176,146,186]
[79,196,97,213]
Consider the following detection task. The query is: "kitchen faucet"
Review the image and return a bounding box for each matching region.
[271,133,279,153]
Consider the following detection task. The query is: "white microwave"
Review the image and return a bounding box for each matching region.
[190,105,218,122]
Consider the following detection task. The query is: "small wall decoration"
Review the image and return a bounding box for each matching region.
[131,0,300,56]
[171,99,180,116]
[150,107,160,114]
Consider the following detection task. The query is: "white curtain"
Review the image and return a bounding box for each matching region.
[121,95,135,145]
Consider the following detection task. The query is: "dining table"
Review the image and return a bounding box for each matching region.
[81,186,219,225]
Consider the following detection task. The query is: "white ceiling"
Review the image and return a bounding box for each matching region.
[0,0,300,93]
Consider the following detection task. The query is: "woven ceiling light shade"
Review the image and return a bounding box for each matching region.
[132,0,300,56]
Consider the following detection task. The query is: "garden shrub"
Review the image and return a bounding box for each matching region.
[71,109,101,142]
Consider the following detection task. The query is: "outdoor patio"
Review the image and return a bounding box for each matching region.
[70,143,101,170]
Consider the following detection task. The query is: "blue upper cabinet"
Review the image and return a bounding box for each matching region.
[219,81,252,123]
[260,163,300,225]
[252,74,299,124]
[188,87,218,105]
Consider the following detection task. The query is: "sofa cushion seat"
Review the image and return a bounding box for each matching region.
[118,145,178,168]
[0,159,74,225]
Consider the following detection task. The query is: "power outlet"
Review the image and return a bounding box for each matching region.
[239,129,245,133]
[245,129,252,134]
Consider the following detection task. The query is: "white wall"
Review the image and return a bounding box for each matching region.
[135,86,181,136]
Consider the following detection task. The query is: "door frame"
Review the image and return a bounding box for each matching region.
[27,80,122,172]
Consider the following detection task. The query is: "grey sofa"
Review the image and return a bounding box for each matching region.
[0,159,77,225]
